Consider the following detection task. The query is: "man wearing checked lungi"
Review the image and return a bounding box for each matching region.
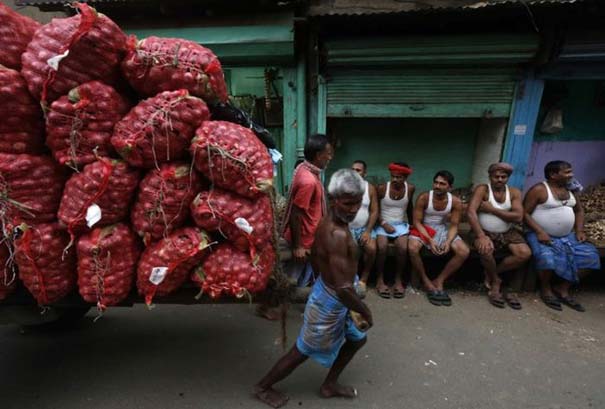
[254,169,373,408]
[524,160,600,312]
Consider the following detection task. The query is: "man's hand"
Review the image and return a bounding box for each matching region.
[361,305,373,328]
[479,201,496,214]
[429,240,442,256]
[293,247,308,263]
[576,230,587,242]
[440,241,451,255]
[474,236,494,255]
[537,231,552,245]
[360,231,371,246]
[382,223,396,234]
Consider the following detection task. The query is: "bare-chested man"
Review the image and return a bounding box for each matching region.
[254,169,373,408]
[408,170,470,306]
[350,160,378,294]
[373,162,415,299]
[467,163,531,309]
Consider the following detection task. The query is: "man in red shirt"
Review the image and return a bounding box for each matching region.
[283,133,334,285]
[256,134,333,320]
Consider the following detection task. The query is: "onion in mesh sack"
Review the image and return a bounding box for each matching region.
[46,81,131,170]
[20,2,126,103]
[0,3,40,70]
[0,66,45,154]
[121,36,228,103]
[15,222,77,306]
[190,188,273,254]
[0,153,66,229]
[58,158,140,241]
[137,227,211,306]
[77,223,140,311]
[190,121,273,198]
[192,242,275,299]
[111,89,209,169]
[131,162,204,245]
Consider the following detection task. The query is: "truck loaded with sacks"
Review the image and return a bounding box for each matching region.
[0,3,288,327]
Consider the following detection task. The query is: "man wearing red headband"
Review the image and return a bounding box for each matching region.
[373,162,415,299]
[467,162,530,310]
[409,170,469,306]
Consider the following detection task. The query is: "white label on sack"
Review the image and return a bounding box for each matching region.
[149,267,168,285]
[85,204,102,228]
[47,50,70,71]
[234,217,254,234]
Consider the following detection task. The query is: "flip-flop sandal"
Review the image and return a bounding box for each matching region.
[377,285,392,299]
[437,291,452,307]
[541,295,562,311]
[556,295,585,312]
[488,293,506,309]
[503,294,522,310]
[426,291,442,306]
[392,286,405,299]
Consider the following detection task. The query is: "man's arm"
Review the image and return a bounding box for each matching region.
[480,188,524,223]
[467,185,493,255]
[445,197,462,248]
[289,205,307,262]
[406,183,415,224]
[365,183,379,232]
[573,195,587,242]
[327,229,373,326]
[523,184,551,244]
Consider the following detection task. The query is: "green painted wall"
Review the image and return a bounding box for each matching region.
[326,118,480,192]
[535,80,605,142]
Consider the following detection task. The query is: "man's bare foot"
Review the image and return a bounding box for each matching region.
[254,385,289,408]
[255,305,281,321]
[320,382,358,399]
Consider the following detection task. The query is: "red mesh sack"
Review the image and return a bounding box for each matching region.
[0,3,40,70]
[131,162,204,245]
[192,242,275,299]
[191,188,273,254]
[0,66,45,154]
[15,222,77,305]
[137,227,211,305]
[121,36,228,103]
[20,3,127,103]
[77,223,140,311]
[58,158,140,240]
[0,153,66,228]
[46,81,131,169]
[0,242,16,301]
[190,121,273,198]
[111,89,210,169]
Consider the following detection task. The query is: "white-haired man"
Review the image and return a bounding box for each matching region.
[255,169,373,408]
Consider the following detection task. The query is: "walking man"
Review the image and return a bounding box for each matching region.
[254,169,373,408]
[467,163,531,309]
[408,170,470,306]
[524,160,600,312]
[374,162,415,299]
[350,160,378,294]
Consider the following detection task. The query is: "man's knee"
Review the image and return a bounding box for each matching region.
[364,240,377,256]
[376,237,388,252]
[408,239,422,255]
[454,241,470,259]
[394,238,408,255]
[514,244,532,262]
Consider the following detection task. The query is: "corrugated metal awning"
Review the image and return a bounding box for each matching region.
[309,0,580,16]
[15,0,132,5]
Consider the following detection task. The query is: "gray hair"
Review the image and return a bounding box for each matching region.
[328,169,365,198]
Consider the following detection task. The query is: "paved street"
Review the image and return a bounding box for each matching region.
[1,290,604,409]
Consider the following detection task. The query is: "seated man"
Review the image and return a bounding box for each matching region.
[467,162,531,309]
[349,160,379,294]
[254,169,372,408]
[524,160,601,312]
[373,162,415,299]
[408,170,470,306]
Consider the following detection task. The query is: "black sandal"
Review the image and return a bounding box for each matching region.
[503,293,522,310]
[555,294,585,312]
[541,295,562,311]
[437,291,452,307]
[488,293,506,309]
[426,291,442,306]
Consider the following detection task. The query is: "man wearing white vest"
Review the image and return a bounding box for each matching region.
[350,160,379,294]
[524,160,600,312]
[467,163,531,309]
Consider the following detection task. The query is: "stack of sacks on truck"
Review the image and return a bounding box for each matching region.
[0,3,277,311]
